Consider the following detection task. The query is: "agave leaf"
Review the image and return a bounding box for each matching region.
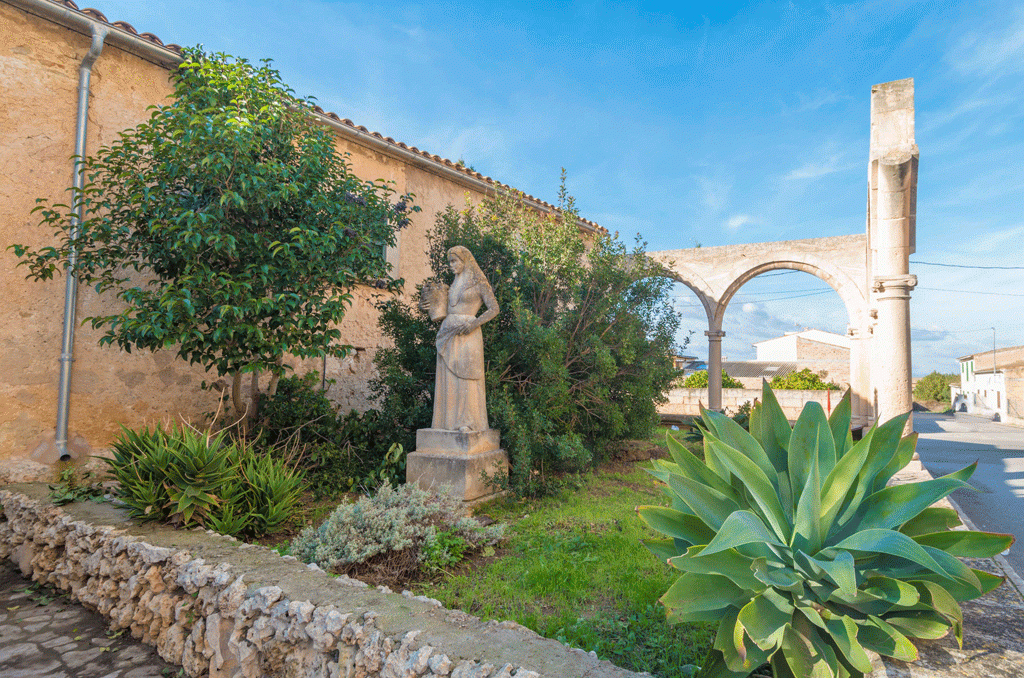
[662,572,748,623]
[638,506,716,546]
[920,545,982,591]
[872,432,919,493]
[898,507,962,537]
[860,615,919,661]
[819,430,874,538]
[801,551,857,598]
[790,402,836,500]
[712,608,773,674]
[698,648,764,678]
[777,616,836,678]
[884,610,953,640]
[700,510,785,556]
[752,558,805,593]
[702,409,781,489]
[911,579,964,646]
[666,433,738,499]
[832,529,951,580]
[861,576,921,607]
[832,415,908,528]
[912,569,1004,603]
[912,530,1014,558]
[737,588,794,652]
[827,390,853,459]
[669,545,762,590]
[792,442,823,553]
[705,433,791,542]
[641,538,680,563]
[855,463,976,532]
[757,380,792,474]
[823,615,874,674]
[668,473,741,532]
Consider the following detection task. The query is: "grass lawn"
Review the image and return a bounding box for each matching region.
[411,430,716,677]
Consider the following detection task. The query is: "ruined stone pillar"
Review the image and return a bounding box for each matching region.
[868,79,918,433]
[848,327,873,428]
[706,329,725,411]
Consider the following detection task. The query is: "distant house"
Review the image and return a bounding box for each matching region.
[721,329,851,389]
[952,344,1024,423]
[672,354,707,375]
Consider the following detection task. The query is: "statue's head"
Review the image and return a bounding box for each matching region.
[447,246,476,276]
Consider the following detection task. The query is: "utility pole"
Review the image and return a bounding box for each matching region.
[993,327,998,376]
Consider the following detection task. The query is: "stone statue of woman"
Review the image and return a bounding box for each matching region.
[419,246,499,432]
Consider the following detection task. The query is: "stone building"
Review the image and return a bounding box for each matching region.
[0,0,602,464]
[953,344,1024,424]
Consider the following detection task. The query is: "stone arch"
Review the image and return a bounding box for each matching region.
[714,259,867,330]
[658,266,716,327]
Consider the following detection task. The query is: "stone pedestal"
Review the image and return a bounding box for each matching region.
[406,429,508,504]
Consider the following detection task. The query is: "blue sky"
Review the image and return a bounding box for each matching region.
[92,0,1024,375]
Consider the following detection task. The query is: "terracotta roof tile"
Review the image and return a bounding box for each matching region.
[43,0,606,233]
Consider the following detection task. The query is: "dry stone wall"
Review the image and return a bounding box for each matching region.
[0,485,647,678]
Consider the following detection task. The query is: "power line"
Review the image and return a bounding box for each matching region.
[911,260,1024,270]
[917,286,1024,298]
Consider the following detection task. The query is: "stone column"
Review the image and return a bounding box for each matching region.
[847,326,873,429]
[706,329,725,411]
[868,79,918,434]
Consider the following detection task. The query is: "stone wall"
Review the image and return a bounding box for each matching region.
[659,387,842,420]
[0,485,645,678]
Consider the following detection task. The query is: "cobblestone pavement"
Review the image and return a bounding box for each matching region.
[0,560,179,678]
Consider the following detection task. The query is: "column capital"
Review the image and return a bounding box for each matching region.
[705,330,726,340]
[872,273,917,294]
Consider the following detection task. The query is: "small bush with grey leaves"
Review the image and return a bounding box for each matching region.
[290,482,504,583]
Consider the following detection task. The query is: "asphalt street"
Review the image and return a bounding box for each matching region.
[913,412,1024,580]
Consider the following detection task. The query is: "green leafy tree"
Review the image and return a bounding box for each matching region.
[683,369,744,389]
[372,183,683,495]
[770,367,841,390]
[11,49,416,424]
[914,371,959,403]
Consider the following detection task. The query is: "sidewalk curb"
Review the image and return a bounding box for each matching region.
[945,493,1024,598]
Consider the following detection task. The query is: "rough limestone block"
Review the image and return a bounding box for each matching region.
[407,445,508,503]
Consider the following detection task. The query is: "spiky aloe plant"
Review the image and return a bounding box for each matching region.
[639,385,1013,678]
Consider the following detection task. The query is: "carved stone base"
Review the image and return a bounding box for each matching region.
[406,429,508,503]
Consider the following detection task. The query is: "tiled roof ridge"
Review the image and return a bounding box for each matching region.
[46,0,606,234]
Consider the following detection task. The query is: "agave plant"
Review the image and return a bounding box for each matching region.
[639,384,1013,678]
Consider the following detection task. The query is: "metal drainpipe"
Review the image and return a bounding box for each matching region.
[55,24,108,462]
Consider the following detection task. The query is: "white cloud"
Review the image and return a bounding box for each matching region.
[784,155,850,181]
[726,214,754,230]
[742,303,757,313]
[974,225,1024,253]
[696,175,731,211]
[947,12,1024,77]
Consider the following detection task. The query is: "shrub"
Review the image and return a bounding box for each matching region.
[257,374,406,497]
[914,372,959,403]
[106,423,303,539]
[770,367,841,390]
[639,385,1011,677]
[683,370,743,389]
[291,482,504,583]
[371,183,683,496]
[259,372,340,447]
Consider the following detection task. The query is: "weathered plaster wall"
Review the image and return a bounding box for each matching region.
[2,3,552,462]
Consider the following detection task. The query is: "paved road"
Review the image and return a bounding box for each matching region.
[0,561,177,678]
[914,412,1024,579]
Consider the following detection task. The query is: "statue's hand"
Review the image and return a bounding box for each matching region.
[456,320,479,335]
